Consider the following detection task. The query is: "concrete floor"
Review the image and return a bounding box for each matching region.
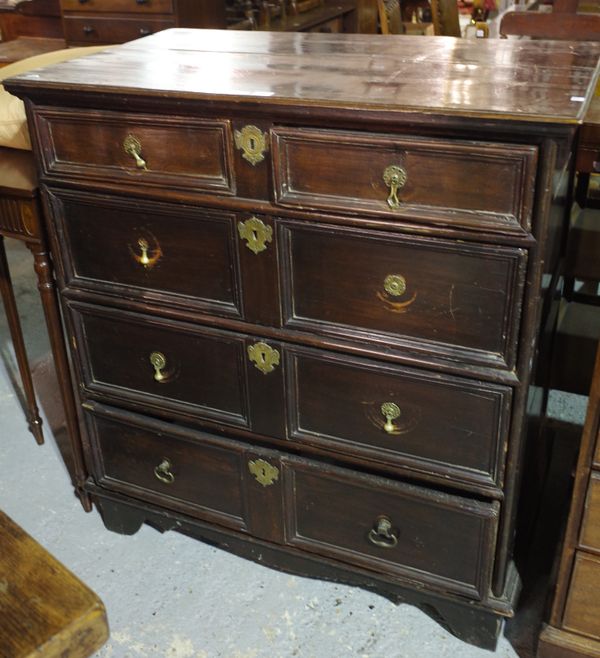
[0,239,533,658]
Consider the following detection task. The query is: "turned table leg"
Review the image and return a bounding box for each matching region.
[0,235,44,445]
[26,240,92,512]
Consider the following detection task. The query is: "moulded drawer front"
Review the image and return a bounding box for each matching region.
[580,471,600,553]
[71,304,251,428]
[286,347,511,491]
[87,409,247,530]
[48,188,242,319]
[63,15,175,44]
[61,0,173,13]
[35,108,234,193]
[272,127,538,233]
[284,461,498,599]
[280,221,527,370]
[563,552,600,640]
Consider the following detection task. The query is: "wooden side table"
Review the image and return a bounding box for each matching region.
[0,509,109,657]
[0,147,91,510]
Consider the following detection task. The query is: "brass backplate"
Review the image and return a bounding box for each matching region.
[248,459,279,487]
[238,217,273,255]
[383,274,406,297]
[234,125,268,166]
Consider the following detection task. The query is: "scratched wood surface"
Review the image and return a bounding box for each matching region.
[0,509,108,658]
[5,28,600,123]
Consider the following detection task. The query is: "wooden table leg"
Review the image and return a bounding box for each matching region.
[26,240,92,512]
[0,235,44,445]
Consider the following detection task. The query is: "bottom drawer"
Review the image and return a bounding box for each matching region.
[563,552,600,640]
[87,406,248,532]
[284,462,499,600]
[85,403,499,600]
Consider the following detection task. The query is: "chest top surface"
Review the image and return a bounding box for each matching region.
[5,28,600,123]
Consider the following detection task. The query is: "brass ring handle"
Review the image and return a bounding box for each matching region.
[367,516,398,549]
[123,134,147,170]
[383,165,407,209]
[154,458,175,484]
[149,351,167,382]
[381,402,401,434]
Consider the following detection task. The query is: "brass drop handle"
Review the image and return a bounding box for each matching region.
[368,516,398,549]
[131,237,161,269]
[154,458,175,484]
[137,238,151,266]
[149,351,167,382]
[381,402,401,434]
[123,134,147,170]
[383,165,407,209]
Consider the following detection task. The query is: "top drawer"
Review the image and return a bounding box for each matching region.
[33,108,235,195]
[272,128,538,234]
[61,0,173,12]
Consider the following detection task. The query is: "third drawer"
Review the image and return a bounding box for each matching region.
[69,302,513,494]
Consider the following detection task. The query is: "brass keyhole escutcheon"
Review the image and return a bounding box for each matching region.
[248,459,279,487]
[150,351,167,382]
[154,458,175,484]
[381,402,401,434]
[234,125,268,166]
[238,217,273,255]
[383,274,407,297]
[248,341,280,374]
[383,165,407,209]
[123,134,147,170]
[367,515,398,549]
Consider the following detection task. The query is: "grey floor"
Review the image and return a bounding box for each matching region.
[0,240,535,658]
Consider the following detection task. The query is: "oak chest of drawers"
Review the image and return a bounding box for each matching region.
[6,29,600,651]
[59,0,224,45]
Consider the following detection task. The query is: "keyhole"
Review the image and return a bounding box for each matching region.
[252,229,258,242]
[249,137,256,150]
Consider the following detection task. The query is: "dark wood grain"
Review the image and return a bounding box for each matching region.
[87,406,248,530]
[8,29,599,653]
[280,220,527,370]
[5,29,600,123]
[284,460,499,599]
[71,303,251,428]
[48,188,242,319]
[273,127,538,233]
[36,109,235,194]
[285,346,511,491]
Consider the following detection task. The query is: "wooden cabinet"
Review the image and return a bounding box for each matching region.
[59,0,225,45]
[5,29,599,652]
[538,347,600,658]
